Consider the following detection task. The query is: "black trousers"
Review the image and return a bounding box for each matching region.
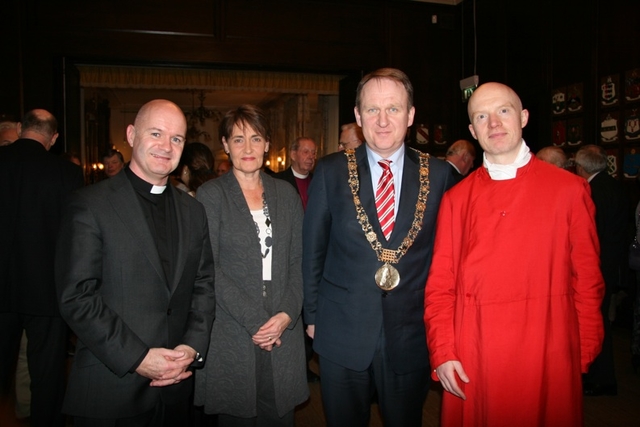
[584,289,617,387]
[74,399,190,427]
[318,330,430,427]
[0,312,67,427]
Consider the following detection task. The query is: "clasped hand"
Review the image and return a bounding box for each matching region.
[252,312,291,351]
[135,344,196,387]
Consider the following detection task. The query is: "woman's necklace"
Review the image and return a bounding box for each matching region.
[252,187,273,259]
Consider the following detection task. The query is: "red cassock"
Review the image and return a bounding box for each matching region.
[425,157,604,427]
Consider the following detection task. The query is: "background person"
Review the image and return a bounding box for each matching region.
[102,148,125,178]
[195,105,308,426]
[444,139,476,183]
[338,122,364,151]
[215,159,231,176]
[274,137,316,210]
[177,142,216,196]
[0,109,84,427]
[575,144,627,396]
[274,136,319,382]
[536,146,568,168]
[0,121,19,146]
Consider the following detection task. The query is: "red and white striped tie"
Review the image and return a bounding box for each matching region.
[376,160,395,241]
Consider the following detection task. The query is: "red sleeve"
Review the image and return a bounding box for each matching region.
[570,180,605,372]
[424,192,459,381]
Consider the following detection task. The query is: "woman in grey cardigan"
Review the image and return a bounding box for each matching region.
[194,105,308,426]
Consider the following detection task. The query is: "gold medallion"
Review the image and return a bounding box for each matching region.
[375,263,400,290]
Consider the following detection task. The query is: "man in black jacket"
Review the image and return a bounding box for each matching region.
[0,109,84,427]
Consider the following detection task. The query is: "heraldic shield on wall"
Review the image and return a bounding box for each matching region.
[551,84,584,152]
[600,69,640,180]
[548,70,640,180]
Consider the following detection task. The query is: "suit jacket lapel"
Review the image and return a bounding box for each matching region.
[107,173,166,287]
[169,186,191,294]
[392,148,420,246]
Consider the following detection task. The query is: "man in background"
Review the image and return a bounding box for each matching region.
[102,148,125,178]
[444,139,475,183]
[0,109,84,427]
[0,121,19,146]
[274,136,319,382]
[215,159,231,176]
[537,146,568,168]
[575,144,627,397]
[274,137,317,210]
[338,122,364,151]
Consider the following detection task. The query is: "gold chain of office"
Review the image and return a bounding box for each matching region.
[345,148,430,268]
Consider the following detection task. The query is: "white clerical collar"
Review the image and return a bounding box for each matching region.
[483,140,531,180]
[150,185,167,194]
[291,168,309,179]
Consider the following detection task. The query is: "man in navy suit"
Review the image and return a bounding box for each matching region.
[56,100,216,426]
[302,68,453,426]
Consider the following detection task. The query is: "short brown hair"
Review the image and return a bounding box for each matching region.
[355,68,414,111]
[219,105,271,143]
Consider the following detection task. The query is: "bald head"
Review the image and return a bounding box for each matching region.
[467,83,523,121]
[467,82,529,165]
[537,146,567,168]
[446,139,476,175]
[126,99,187,185]
[18,109,59,151]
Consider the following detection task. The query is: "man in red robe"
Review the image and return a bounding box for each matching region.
[424,82,605,427]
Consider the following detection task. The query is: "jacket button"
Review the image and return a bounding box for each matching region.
[167,309,172,315]
[382,292,388,298]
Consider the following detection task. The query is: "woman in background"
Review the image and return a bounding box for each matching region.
[177,142,216,196]
[194,105,308,426]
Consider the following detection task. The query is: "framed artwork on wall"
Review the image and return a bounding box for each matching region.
[552,120,566,147]
[600,74,620,107]
[566,118,583,146]
[625,108,640,141]
[551,87,566,115]
[567,83,583,113]
[433,124,448,146]
[605,148,620,178]
[625,68,640,103]
[623,147,640,179]
[600,112,620,143]
[416,123,429,145]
